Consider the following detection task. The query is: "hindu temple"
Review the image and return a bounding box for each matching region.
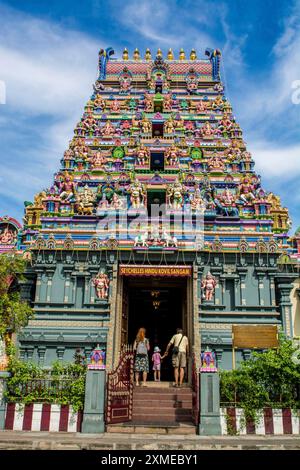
[3,46,298,378]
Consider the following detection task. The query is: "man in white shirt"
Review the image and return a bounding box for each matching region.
[163,328,189,387]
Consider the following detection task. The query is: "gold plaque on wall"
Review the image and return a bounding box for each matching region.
[232,325,278,349]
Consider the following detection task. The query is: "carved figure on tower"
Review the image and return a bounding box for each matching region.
[167,179,184,210]
[165,145,179,166]
[200,122,216,138]
[101,120,115,136]
[93,272,110,299]
[59,173,76,201]
[141,116,151,134]
[144,93,153,112]
[201,272,217,301]
[76,185,95,215]
[190,188,205,212]
[239,175,256,204]
[94,95,106,111]
[129,179,145,209]
[136,145,150,166]
[164,117,175,134]
[110,99,121,113]
[163,93,173,111]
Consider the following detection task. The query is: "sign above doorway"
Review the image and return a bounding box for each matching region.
[119,265,192,277]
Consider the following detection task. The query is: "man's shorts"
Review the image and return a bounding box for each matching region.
[172,352,187,368]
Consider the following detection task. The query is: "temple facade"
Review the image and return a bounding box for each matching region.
[11,46,298,372]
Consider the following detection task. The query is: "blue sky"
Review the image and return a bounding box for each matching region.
[0,0,299,231]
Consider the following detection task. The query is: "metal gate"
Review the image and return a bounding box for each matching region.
[191,352,200,425]
[105,346,134,424]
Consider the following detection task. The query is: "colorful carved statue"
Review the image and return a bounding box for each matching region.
[201,272,217,301]
[136,145,150,165]
[131,116,140,129]
[196,100,207,113]
[141,116,151,134]
[207,153,225,172]
[110,99,120,113]
[129,179,145,209]
[144,93,153,111]
[91,150,107,169]
[239,175,255,204]
[211,95,224,111]
[164,117,175,134]
[93,272,110,299]
[72,138,89,160]
[101,120,115,136]
[200,348,218,372]
[94,95,106,110]
[167,179,184,210]
[76,185,95,215]
[89,345,106,368]
[59,173,75,201]
[163,93,173,111]
[111,192,125,210]
[165,145,179,166]
[190,188,205,212]
[218,113,233,135]
[0,226,15,245]
[267,193,281,209]
[200,122,215,138]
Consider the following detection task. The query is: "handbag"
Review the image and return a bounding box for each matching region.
[173,334,184,355]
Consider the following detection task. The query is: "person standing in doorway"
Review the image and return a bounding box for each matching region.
[163,328,189,387]
[133,327,150,386]
[152,346,163,382]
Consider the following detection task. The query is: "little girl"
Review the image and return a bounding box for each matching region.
[152,346,163,382]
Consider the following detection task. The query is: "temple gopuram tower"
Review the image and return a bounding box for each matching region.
[18,47,296,371]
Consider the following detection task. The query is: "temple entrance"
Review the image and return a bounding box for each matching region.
[122,277,188,382]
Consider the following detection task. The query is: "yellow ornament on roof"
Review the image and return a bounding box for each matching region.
[167,48,174,60]
[122,48,129,60]
[145,48,152,60]
[179,48,185,60]
[190,49,197,60]
[133,48,140,60]
[156,48,163,58]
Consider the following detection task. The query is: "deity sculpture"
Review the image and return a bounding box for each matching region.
[119,74,132,93]
[136,145,150,166]
[129,179,145,209]
[110,99,120,113]
[164,117,175,134]
[211,95,224,111]
[200,122,216,138]
[201,272,217,301]
[58,173,75,201]
[162,230,178,248]
[239,176,255,204]
[144,93,153,111]
[91,150,107,169]
[190,188,205,212]
[200,348,218,372]
[93,272,110,299]
[267,192,282,210]
[141,116,151,134]
[72,138,89,160]
[131,116,140,129]
[0,226,15,245]
[101,120,115,136]
[163,93,173,111]
[207,153,225,172]
[111,192,125,210]
[82,115,98,134]
[76,185,95,215]
[196,100,207,113]
[167,179,184,210]
[218,113,233,135]
[94,95,106,111]
[165,145,179,166]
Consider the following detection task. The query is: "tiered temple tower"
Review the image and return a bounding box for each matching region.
[17,47,296,369]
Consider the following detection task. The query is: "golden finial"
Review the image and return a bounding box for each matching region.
[167,48,174,60]
[133,48,140,60]
[122,48,129,60]
[190,49,197,60]
[179,48,185,60]
[156,48,163,58]
[145,48,152,60]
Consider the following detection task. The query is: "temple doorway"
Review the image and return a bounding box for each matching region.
[122,277,188,382]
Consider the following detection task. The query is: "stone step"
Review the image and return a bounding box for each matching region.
[131,415,193,424]
[133,407,192,415]
[106,423,197,435]
[133,399,192,407]
[133,389,193,396]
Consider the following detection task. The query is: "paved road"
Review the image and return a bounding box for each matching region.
[0,431,299,450]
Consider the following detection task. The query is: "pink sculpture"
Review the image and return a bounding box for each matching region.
[93,272,110,299]
[201,272,217,301]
